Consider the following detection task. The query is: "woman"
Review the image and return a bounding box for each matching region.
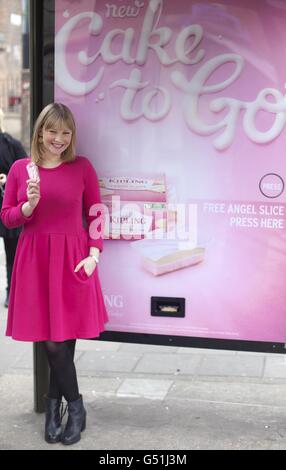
[1,103,108,445]
[0,108,27,308]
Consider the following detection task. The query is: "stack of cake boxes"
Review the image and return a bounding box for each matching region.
[99,175,168,239]
[99,175,205,276]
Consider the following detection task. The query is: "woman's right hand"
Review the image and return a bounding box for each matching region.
[0,173,7,186]
[26,178,41,209]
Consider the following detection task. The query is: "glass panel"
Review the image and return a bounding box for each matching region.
[53,0,286,344]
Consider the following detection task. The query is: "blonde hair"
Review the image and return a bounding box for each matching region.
[0,108,5,132]
[31,103,76,164]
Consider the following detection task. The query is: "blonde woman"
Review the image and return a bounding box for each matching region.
[0,103,108,445]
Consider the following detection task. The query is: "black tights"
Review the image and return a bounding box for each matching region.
[44,340,79,403]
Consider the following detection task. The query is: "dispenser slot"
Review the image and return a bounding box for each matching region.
[151,297,185,318]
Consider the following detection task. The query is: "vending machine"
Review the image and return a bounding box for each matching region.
[32,0,286,363]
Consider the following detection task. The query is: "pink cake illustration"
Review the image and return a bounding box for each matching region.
[132,236,205,276]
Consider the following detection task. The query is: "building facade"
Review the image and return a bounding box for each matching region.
[0,0,23,111]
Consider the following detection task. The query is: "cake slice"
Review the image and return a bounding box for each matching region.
[141,246,205,276]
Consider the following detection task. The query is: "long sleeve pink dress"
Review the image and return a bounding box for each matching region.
[0,156,108,342]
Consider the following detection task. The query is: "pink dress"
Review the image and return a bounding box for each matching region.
[0,156,108,342]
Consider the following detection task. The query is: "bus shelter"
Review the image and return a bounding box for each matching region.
[30,0,286,412]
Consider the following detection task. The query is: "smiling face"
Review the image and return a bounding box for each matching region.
[31,103,77,164]
[41,124,72,158]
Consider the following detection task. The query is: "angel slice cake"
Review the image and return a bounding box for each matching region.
[132,237,205,276]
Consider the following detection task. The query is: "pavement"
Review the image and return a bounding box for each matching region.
[1,114,286,450]
[1,240,286,450]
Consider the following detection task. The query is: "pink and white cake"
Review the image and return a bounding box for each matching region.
[132,236,205,276]
[26,162,40,182]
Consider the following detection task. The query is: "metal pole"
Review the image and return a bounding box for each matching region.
[21,0,29,69]
[30,0,50,413]
[21,0,30,152]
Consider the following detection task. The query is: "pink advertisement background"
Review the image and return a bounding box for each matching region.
[55,0,286,342]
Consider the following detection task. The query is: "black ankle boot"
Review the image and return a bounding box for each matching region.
[61,395,86,445]
[45,396,66,444]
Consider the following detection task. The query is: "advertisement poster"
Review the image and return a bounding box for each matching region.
[54,0,286,343]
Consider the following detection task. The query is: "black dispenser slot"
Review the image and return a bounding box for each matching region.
[151,297,185,318]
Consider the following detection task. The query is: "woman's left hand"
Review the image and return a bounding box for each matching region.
[74,256,97,277]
